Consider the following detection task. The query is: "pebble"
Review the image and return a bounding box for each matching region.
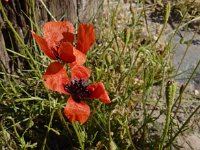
[194,89,199,96]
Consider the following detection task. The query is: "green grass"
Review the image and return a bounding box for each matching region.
[1,0,200,149]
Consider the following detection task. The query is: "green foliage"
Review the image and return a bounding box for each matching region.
[1,0,200,149]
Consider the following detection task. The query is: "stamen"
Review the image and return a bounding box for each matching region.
[64,79,90,102]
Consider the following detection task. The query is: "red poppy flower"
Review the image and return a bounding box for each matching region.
[32,22,95,66]
[70,24,96,67]
[31,21,86,65]
[76,24,96,54]
[43,62,111,124]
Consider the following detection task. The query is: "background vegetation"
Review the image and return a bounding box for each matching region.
[0,0,200,149]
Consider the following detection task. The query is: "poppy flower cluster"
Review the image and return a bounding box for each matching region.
[32,21,111,124]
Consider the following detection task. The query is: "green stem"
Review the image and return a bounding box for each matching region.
[109,111,136,150]
[175,32,195,75]
[142,0,151,38]
[173,60,200,117]
[0,0,42,78]
[152,2,170,47]
[57,108,72,135]
[125,121,137,150]
[0,121,13,150]
[159,102,171,150]
[159,81,176,150]
[165,104,200,148]
[72,122,84,150]
[41,109,55,150]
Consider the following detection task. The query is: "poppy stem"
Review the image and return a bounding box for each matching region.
[57,107,73,135]
[72,122,85,150]
[41,109,55,150]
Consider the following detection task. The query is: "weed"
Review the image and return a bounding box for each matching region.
[1,0,200,149]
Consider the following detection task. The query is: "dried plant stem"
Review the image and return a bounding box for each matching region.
[167,16,200,36]
[39,0,57,21]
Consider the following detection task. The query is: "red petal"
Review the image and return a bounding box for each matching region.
[71,65,91,80]
[58,42,75,63]
[87,82,111,103]
[76,24,95,53]
[31,31,57,60]
[64,97,90,124]
[43,21,74,49]
[62,32,74,44]
[70,49,86,67]
[43,62,69,94]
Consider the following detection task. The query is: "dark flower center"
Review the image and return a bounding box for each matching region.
[64,79,90,102]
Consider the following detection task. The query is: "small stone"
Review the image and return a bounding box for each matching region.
[194,89,199,96]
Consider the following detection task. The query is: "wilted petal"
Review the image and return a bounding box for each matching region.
[43,62,69,94]
[58,42,75,63]
[31,31,57,60]
[87,82,111,103]
[71,65,91,80]
[64,97,90,124]
[43,21,74,49]
[76,24,95,54]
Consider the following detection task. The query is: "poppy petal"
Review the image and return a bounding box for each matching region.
[71,65,91,80]
[70,49,86,67]
[43,62,69,94]
[87,82,111,103]
[58,42,76,63]
[64,97,90,124]
[43,21,74,49]
[31,31,57,60]
[76,24,95,53]
[62,32,74,44]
